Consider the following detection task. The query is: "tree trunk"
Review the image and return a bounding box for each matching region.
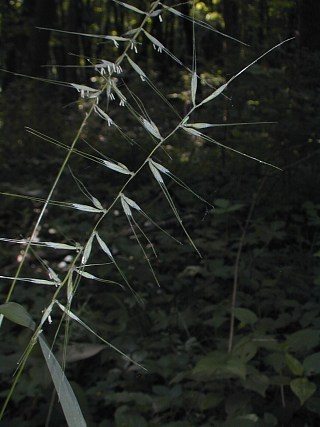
[28,0,57,77]
[222,0,239,53]
[299,0,320,51]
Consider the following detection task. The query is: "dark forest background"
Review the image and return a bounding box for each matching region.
[0,1,320,426]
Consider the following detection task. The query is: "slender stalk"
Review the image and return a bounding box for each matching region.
[227,178,266,352]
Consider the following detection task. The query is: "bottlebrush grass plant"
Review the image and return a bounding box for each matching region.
[0,1,294,426]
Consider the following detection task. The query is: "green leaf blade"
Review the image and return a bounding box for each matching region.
[39,335,87,427]
[290,378,316,405]
[233,308,257,325]
[0,302,35,330]
[285,353,304,376]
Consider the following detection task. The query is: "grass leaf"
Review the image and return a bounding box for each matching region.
[39,334,87,427]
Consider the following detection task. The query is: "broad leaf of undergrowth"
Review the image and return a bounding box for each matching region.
[303,352,320,375]
[0,302,36,330]
[286,329,320,352]
[233,308,258,326]
[285,353,304,376]
[290,378,317,405]
[193,351,247,380]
